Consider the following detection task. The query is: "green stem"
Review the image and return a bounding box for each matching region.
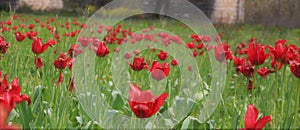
[280,65,287,124]
[274,70,279,127]
[293,79,300,129]
[251,66,258,104]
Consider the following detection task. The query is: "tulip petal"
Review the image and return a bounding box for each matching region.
[0,102,9,126]
[8,78,21,96]
[152,93,169,115]
[129,84,141,101]
[151,61,160,71]
[254,116,272,129]
[10,94,31,108]
[244,104,259,129]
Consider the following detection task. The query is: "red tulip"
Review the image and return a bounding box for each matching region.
[247,42,269,65]
[186,42,196,49]
[129,57,148,71]
[257,67,275,79]
[290,59,300,78]
[235,43,248,55]
[34,57,44,69]
[94,42,109,57]
[14,32,25,42]
[124,52,132,59]
[46,39,56,46]
[171,59,179,66]
[284,44,299,63]
[271,59,283,70]
[25,31,38,39]
[68,44,82,57]
[236,59,255,78]
[157,51,168,61]
[19,24,24,28]
[0,72,31,113]
[31,38,52,55]
[268,39,287,63]
[234,57,246,67]
[214,43,233,62]
[6,20,11,26]
[0,39,10,54]
[197,43,204,50]
[134,49,140,55]
[28,24,35,29]
[201,35,212,43]
[113,48,119,53]
[242,104,272,130]
[54,52,71,70]
[128,84,168,118]
[150,61,170,81]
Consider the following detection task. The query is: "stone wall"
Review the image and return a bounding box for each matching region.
[245,0,300,27]
[210,0,245,24]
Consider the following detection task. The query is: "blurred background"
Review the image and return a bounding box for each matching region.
[0,0,300,27]
[1,0,300,27]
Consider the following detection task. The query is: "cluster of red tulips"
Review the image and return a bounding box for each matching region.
[1,14,299,129]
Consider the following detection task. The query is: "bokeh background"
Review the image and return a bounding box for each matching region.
[1,0,300,27]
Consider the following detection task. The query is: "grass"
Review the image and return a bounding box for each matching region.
[0,12,299,129]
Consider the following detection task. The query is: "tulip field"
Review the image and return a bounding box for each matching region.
[0,12,300,129]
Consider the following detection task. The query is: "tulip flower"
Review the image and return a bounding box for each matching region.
[31,38,52,55]
[0,71,31,113]
[247,42,270,66]
[128,84,168,118]
[68,44,82,58]
[196,43,204,50]
[54,52,72,70]
[124,52,132,59]
[235,43,248,55]
[257,67,275,79]
[129,57,148,71]
[28,24,35,29]
[186,42,196,49]
[236,59,255,78]
[157,51,168,61]
[14,32,25,42]
[271,57,283,70]
[268,39,287,63]
[242,104,272,130]
[290,59,300,78]
[0,38,10,54]
[214,43,233,62]
[94,42,109,58]
[150,61,170,81]
[171,59,179,66]
[78,36,91,47]
[26,31,38,39]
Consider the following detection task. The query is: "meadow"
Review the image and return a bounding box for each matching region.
[0,12,299,129]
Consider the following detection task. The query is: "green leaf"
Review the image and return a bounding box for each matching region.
[111,90,125,110]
